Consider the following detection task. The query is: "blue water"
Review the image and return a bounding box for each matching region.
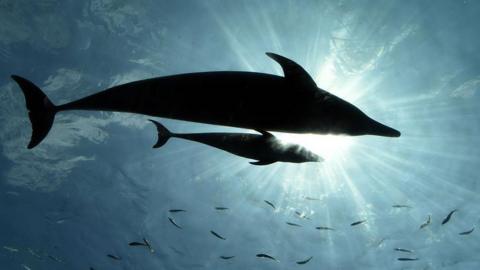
[1,1,479,269]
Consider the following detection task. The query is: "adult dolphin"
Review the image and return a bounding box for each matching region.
[149,120,322,165]
[11,52,400,149]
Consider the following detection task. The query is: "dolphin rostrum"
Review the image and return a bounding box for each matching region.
[11,53,400,149]
[149,120,321,165]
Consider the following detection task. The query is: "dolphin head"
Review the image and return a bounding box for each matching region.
[311,90,401,137]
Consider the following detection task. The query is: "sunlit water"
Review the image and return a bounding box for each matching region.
[1,1,479,269]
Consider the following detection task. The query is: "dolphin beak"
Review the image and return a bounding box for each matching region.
[366,118,401,137]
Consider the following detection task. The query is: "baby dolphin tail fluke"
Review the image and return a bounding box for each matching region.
[149,120,322,165]
[12,52,399,149]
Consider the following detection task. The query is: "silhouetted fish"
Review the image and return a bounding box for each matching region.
[169,209,187,213]
[47,254,62,262]
[150,120,322,165]
[441,209,457,225]
[394,248,413,253]
[220,256,235,260]
[397,257,419,261]
[286,222,302,227]
[129,238,154,253]
[3,246,19,252]
[168,217,183,229]
[215,207,229,210]
[351,220,367,226]
[11,53,400,149]
[210,230,226,240]
[256,253,278,261]
[315,226,335,231]
[295,211,311,220]
[459,227,475,235]
[304,196,320,201]
[107,254,121,260]
[419,215,431,229]
[392,204,412,208]
[264,200,276,209]
[296,256,313,264]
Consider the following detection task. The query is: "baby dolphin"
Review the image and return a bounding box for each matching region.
[11,53,399,149]
[441,209,457,225]
[150,120,322,165]
[256,253,278,261]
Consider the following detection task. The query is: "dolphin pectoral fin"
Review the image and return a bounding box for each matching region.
[265,52,316,89]
[250,160,276,166]
[255,130,274,138]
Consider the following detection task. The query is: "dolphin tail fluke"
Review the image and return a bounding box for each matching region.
[11,75,57,149]
[149,119,172,148]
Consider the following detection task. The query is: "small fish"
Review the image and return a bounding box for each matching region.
[441,209,457,225]
[256,253,278,261]
[304,196,320,201]
[3,246,19,252]
[295,211,311,220]
[394,248,413,253]
[169,209,186,213]
[264,200,275,209]
[129,238,154,253]
[392,204,412,208]
[286,222,302,227]
[27,248,42,259]
[168,217,183,229]
[169,246,185,256]
[220,255,235,260]
[90,268,95,270]
[459,227,475,235]
[48,255,63,262]
[296,256,313,264]
[397,257,419,261]
[419,215,431,229]
[315,226,335,231]
[107,254,122,260]
[21,264,32,270]
[210,230,226,240]
[351,220,367,226]
[215,207,229,210]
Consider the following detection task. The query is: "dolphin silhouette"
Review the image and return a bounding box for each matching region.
[149,120,322,165]
[11,52,400,149]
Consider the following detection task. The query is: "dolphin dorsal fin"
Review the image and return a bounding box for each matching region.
[266,52,317,89]
[255,129,274,138]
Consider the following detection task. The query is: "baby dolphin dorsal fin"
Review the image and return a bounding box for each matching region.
[255,129,274,138]
[266,52,317,90]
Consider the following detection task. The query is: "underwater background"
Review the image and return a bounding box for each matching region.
[1,0,480,269]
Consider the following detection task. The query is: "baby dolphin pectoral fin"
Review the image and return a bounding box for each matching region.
[250,160,276,166]
[11,75,57,149]
[296,256,313,265]
[149,119,172,148]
